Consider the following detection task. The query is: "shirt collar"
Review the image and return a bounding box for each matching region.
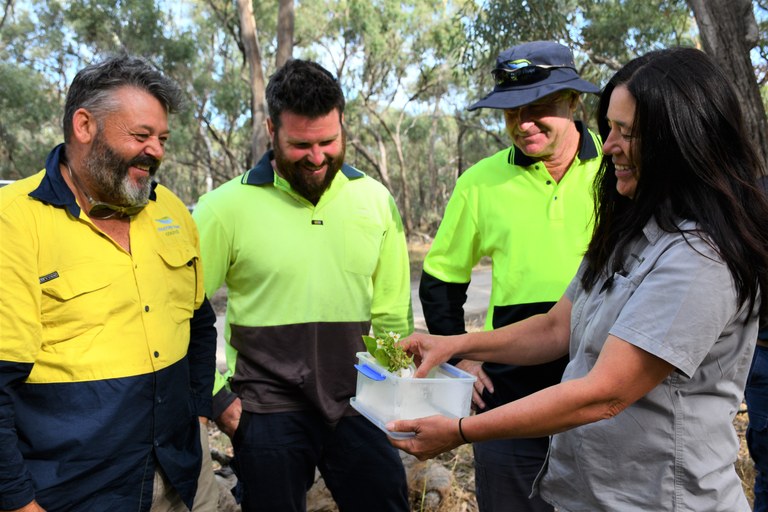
[509,121,599,167]
[642,216,696,245]
[242,149,364,186]
[29,143,158,218]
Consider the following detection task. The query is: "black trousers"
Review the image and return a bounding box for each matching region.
[474,437,554,512]
[231,410,409,512]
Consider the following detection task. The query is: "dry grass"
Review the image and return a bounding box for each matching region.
[427,445,479,512]
[408,239,432,282]
[735,406,756,508]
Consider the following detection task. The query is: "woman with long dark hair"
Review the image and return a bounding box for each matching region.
[387,47,768,511]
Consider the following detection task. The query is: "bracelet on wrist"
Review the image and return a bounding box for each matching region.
[458,416,470,444]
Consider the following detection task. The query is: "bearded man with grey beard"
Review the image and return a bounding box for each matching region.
[82,127,161,207]
[193,59,413,512]
[0,55,219,512]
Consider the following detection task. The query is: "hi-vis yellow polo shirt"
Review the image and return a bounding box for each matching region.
[420,122,601,416]
[194,150,413,424]
[0,144,215,511]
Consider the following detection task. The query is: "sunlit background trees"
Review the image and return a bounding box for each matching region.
[2,0,766,237]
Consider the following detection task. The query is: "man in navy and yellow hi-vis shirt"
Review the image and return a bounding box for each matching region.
[419,41,601,512]
[0,56,217,512]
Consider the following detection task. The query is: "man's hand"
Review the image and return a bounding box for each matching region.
[215,397,242,439]
[455,360,493,411]
[6,500,46,512]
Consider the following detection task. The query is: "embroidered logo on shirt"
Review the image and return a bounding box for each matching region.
[39,271,60,284]
[155,216,181,236]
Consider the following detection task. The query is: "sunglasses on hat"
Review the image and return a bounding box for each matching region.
[492,60,574,88]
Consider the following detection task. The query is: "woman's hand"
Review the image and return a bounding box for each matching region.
[399,332,459,378]
[386,415,465,460]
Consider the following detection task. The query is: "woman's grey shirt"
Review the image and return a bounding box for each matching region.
[538,218,756,511]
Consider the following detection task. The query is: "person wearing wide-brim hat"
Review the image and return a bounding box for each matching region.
[418,41,601,512]
[468,40,599,111]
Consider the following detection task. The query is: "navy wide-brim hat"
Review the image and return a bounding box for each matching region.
[468,41,599,111]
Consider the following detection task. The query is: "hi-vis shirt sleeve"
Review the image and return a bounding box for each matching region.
[192,199,231,298]
[0,192,41,509]
[0,197,42,365]
[422,180,481,284]
[192,198,234,397]
[419,178,479,335]
[370,193,414,338]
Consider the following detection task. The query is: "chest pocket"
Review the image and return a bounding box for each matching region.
[157,244,199,323]
[344,219,383,276]
[576,273,639,362]
[40,264,126,338]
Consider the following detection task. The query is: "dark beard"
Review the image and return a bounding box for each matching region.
[84,131,160,206]
[273,132,345,205]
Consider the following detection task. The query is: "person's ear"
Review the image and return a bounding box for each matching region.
[72,108,98,144]
[568,92,580,112]
[266,117,276,144]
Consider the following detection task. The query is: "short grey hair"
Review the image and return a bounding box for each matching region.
[63,55,183,141]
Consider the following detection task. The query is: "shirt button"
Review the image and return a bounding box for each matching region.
[154,351,160,358]
[546,180,552,185]
[186,260,194,267]
[144,305,150,312]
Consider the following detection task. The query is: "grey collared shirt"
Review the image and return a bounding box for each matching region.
[538,218,755,511]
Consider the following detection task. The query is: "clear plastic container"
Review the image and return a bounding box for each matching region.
[350,352,476,438]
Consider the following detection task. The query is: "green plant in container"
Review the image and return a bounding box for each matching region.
[362,331,416,377]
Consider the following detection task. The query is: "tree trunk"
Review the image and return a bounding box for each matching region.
[236,0,269,166]
[455,113,468,178]
[687,0,768,171]
[426,95,441,217]
[390,134,413,236]
[349,133,393,192]
[275,0,294,68]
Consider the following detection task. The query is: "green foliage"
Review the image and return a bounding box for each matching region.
[456,0,575,74]
[581,0,695,63]
[362,333,414,373]
[0,46,61,177]
[755,0,768,85]
[1,0,765,225]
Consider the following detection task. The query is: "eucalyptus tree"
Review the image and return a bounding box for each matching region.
[0,0,276,202]
[687,0,768,169]
[456,0,767,172]
[236,0,269,164]
[0,0,222,201]
[0,1,69,180]
[294,0,462,235]
[454,0,695,145]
